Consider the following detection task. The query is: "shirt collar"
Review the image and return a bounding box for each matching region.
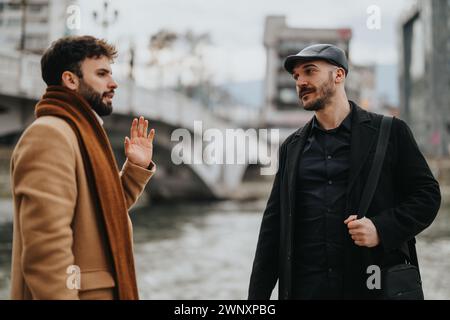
[92,109,104,126]
[311,103,353,134]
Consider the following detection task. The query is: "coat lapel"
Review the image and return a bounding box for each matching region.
[286,119,313,211]
[346,104,378,197]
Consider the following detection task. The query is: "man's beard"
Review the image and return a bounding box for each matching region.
[298,72,335,112]
[78,80,113,116]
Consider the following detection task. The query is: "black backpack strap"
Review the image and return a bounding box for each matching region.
[357,116,421,273]
[408,238,420,271]
[358,116,393,267]
[357,116,393,219]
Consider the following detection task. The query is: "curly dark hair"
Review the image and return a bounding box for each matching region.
[41,35,118,86]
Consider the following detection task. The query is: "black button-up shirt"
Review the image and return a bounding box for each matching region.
[292,107,352,299]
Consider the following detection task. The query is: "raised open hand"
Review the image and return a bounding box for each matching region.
[124,116,155,168]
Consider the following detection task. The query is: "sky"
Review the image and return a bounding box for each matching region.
[76,0,415,82]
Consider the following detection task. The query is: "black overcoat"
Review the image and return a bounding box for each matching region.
[248,102,441,299]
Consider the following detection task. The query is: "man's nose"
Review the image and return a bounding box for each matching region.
[296,77,308,87]
[109,79,118,90]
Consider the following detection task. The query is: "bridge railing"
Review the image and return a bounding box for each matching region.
[114,81,240,133]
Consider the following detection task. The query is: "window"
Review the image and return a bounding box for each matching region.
[410,17,425,80]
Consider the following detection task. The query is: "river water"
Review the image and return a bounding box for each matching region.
[0,200,449,299]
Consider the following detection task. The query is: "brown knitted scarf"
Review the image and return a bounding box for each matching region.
[35,85,139,300]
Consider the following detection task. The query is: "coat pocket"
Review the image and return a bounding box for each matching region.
[80,270,116,291]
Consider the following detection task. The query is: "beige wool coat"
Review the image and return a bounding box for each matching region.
[10,115,155,299]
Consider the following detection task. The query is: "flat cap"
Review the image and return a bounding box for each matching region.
[284,43,349,75]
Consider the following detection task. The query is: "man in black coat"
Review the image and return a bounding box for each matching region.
[248,44,441,300]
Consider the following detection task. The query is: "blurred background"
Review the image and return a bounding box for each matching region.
[0,0,449,299]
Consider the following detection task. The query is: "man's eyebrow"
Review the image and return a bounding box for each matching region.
[301,63,318,69]
[96,68,112,74]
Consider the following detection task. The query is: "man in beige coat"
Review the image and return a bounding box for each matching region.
[10,36,156,299]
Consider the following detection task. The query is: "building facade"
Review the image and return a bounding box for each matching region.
[399,0,450,156]
[0,0,73,53]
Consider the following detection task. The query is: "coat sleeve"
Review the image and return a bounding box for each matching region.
[370,118,441,251]
[248,141,286,299]
[11,122,79,299]
[119,159,155,209]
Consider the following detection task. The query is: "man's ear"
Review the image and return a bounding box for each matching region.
[61,71,80,90]
[335,68,346,84]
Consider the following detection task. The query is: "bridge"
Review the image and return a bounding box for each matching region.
[0,50,278,200]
